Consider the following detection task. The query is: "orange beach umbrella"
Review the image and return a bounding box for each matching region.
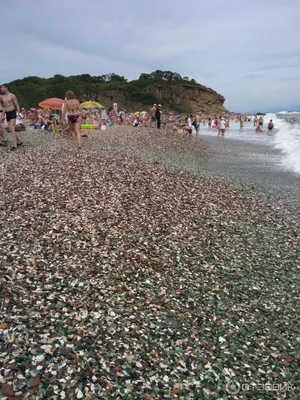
[39,98,64,110]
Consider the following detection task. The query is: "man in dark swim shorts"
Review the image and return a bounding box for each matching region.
[6,110,17,121]
[0,84,22,150]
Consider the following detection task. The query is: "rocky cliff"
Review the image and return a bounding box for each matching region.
[97,83,226,114]
[148,83,226,114]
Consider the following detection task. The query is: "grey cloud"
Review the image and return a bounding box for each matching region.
[3,0,300,111]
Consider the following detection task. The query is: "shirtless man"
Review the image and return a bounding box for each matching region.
[0,84,22,150]
[267,119,274,135]
[150,104,156,128]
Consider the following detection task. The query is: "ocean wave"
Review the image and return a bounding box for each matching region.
[277,111,300,115]
[265,113,300,174]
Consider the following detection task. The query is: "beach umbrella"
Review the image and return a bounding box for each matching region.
[39,98,64,110]
[81,101,103,109]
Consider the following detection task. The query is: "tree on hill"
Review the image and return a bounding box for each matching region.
[139,70,197,83]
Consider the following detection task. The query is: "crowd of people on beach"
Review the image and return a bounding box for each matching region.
[0,85,275,150]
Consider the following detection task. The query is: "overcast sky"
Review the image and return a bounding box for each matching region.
[3,0,300,112]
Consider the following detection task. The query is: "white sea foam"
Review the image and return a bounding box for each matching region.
[265,112,300,175]
[277,111,300,115]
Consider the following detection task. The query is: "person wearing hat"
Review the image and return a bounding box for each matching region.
[155,104,162,129]
[150,104,157,128]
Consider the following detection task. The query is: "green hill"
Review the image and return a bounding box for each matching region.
[8,70,227,114]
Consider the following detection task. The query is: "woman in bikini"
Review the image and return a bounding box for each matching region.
[63,90,82,148]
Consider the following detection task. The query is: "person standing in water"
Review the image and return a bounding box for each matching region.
[194,113,201,139]
[0,84,22,150]
[239,119,244,132]
[267,119,274,135]
[62,90,82,149]
[219,118,226,137]
[215,116,219,131]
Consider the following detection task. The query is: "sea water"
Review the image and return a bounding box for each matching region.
[266,112,300,175]
[196,112,300,175]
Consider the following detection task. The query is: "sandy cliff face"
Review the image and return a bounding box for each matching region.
[149,83,227,114]
[96,83,227,114]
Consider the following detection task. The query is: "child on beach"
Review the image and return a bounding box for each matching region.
[183,117,192,137]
